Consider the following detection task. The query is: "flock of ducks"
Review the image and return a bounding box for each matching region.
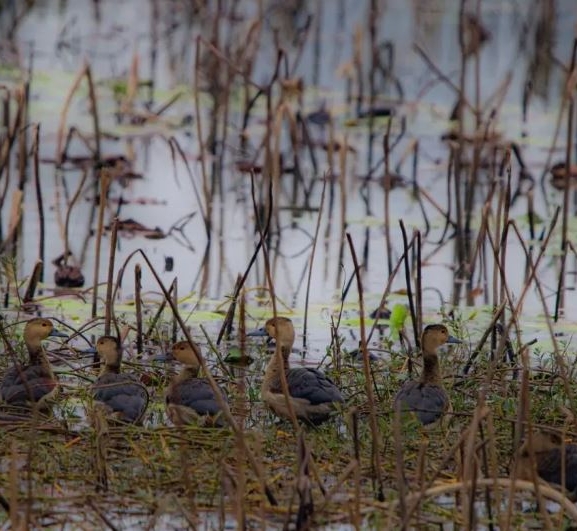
[1,316,576,500]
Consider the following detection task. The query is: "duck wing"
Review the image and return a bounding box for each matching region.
[0,364,57,405]
[93,373,149,423]
[285,368,344,406]
[537,445,577,491]
[168,378,227,417]
[394,380,448,426]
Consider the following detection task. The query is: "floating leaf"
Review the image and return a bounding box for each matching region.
[389,304,408,338]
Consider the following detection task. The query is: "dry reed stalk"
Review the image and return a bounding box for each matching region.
[386,479,577,524]
[92,409,109,492]
[351,409,361,530]
[193,37,211,234]
[143,280,174,340]
[383,125,393,277]
[215,173,272,346]
[135,264,142,355]
[104,217,118,336]
[498,156,513,316]
[55,64,88,165]
[336,132,348,290]
[414,230,422,338]
[217,275,242,345]
[22,261,42,304]
[85,63,101,161]
[63,167,89,264]
[399,221,418,348]
[302,175,327,349]
[393,403,407,528]
[9,440,19,527]
[0,189,23,255]
[555,38,577,320]
[366,240,413,345]
[90,170,111,348]
[346,232,384,501]
[171,276,178,344]
[295,432,314,530]
[29,125,45,284]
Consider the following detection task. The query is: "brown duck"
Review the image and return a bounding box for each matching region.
[248,317,344,425]
[0,318,67,410]
[394,324,461,426]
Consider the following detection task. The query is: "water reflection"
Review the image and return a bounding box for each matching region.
[0,0,576,342]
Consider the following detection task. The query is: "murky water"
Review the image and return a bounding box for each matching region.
[0,0,576,367]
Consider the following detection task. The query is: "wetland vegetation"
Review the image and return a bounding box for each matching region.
[1,0,577,529]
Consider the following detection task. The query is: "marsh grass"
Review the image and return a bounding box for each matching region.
[1,311,577,528]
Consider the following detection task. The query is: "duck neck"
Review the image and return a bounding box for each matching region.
[421,352,441,385]
[25,338,44,364]
[100,364,120,376]
[264,345,291,381]
[26,343,55,379]
[176,366,199,382]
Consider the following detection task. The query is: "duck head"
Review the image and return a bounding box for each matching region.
[169,340,202,375]
[421,324,461,353]
[24,318,67,351]
[96,336,123,372]
[247,317,295,352]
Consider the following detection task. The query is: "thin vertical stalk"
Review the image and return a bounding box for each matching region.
[91,172,111,350]
[303,175,327,349]
[346,232,384,501]
[135,264,142,356]
[104,217,118,337]
[399,220,419,348]
[383,125,393,277]
[31,125,44,283]
[555,37,577,320]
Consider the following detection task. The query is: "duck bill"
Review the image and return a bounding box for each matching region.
[447,335,462,344]
[246,327,268,337]
[80,346,97,356]
[153,352,174,362]
[49,329,68,338]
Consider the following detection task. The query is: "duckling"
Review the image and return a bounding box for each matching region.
[248,317,344,425]
[394,324,461,426]
[0,318,67,410]
[91,336,149,424]
[165,340,228,427]
[517,431,577,495]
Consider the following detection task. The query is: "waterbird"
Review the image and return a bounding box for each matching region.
[0,318,67,410]
[393,324,461,426]
[517,430,577,496]
[91,336,149,424]
[247,317,344,425]
[163,340,228,427]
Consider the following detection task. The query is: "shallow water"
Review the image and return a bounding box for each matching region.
[2,0,576,327]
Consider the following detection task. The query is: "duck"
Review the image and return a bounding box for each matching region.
[517,430,577,495]
[393,324,461,426]
[0,318,67,410]
[91,336,149,424]
[248,317,344,425]
[165,340,228,427]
